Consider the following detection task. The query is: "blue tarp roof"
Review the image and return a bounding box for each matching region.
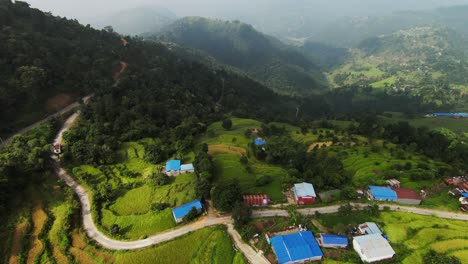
[181,164,194,171]
[254,138,266,145]
[166,160,181,172]
[462,193,468,198]
[320,234,348,246]
[172,200,202,220]
[369,186,397,201]
[433,113,468,117]
[271,231,323,264]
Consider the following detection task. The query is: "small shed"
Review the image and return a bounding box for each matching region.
[393,187,422,205]
[293,182,317,205]
[53,144,62,154]
[386,179,400,188]
[353,234,395,263]
[270,231,323,264]
[358,222,382,235]
[180,164,194,173]
[318,234,348,248]
[243,194,270,206]
[165,160,181,176]
[172,200,203,224]
[368,186,397,201]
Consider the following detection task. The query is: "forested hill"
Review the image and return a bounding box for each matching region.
[0,0,119,136]
[155,17,328,96]
[0,1,296,138]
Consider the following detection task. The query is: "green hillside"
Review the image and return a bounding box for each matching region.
[156,17,328,96]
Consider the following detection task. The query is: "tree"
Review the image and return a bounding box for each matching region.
[183,207,200,222]
[338,203,353,216]
[153,172,170,186]
[211,181,242,212]
[195,177,211,199]
[232,202,252,227]
[222,118,233,130]
[423,250,461,264]
[110,224,120,235]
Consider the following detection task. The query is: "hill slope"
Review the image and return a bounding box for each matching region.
[156,17,327,96]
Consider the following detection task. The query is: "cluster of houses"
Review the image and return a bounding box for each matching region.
[367,179,423,205]
[164,160,194,176]
[268,222,395,263]
[445,176,468,212]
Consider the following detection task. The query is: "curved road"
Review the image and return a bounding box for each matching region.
[51,111,467,262]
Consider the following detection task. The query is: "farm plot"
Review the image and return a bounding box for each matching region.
[200,118,262,147]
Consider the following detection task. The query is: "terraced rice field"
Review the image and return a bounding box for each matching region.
[318,212,468,264]
[26,204,48,264]
[8,221,28,264]
[208,144,247,156]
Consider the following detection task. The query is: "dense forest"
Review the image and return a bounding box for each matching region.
[155,17,327,96]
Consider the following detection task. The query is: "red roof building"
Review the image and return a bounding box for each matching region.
[243,195,270,206]
[53,144,61,154]
[392,187,422,205]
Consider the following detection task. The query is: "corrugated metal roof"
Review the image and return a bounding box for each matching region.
[462,193,468,198]
[166,160,181,172]
[181,164,194,171]
[294,182,316,198]
[320,234,348,246]
[243,194,270,206]
[393,188,422,200]
[172,200,202,219]
[271,231,323,264]
[369,186,397,201]
[353,234,395,260]
[359,222,382,235]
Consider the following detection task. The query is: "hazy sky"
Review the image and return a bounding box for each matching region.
[25,0,468,25]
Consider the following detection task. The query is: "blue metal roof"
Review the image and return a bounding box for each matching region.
[254,138,266,146]
[166,160,181,172]
[320,234,348,246]
[172,200,202,220]
[462,193,468,198]
[271,231,323,264]
[433,113,468,117]
[369,186,397,201]
[181,164,194,171]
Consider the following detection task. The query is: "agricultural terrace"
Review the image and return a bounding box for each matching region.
[380,112,468,133]
[69,140,197,240]
[316,211,468,264]
[2,171,245,264]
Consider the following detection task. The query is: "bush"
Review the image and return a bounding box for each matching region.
[151,203,170,211]
[222,118,233,130]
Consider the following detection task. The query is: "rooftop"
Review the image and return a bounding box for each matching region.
[270,231,323,264]
[172,200,202,219]
[359,222,382,235]
[353,234,395,260]
[294,182,317,197]
[368,186,397,201]
[166,160,181,172]
[392,187,422,200]
[181,164,194,171]
[320,234,348,246]
[254,138,266,146]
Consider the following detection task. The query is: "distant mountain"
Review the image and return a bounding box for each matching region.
[93,6,177,35]
[155,17,327,96]
[310,5,468,48]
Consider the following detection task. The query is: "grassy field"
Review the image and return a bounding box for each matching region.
[200,118,262,147]
[317,211,468,264]
[213,154,286,201]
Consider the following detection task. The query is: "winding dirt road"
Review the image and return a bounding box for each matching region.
[50,111,467,264]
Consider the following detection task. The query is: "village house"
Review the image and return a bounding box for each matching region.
[392,187,422,205]
[293,182,317,205]
[317,234,348,248]
[243,194,270,206]
[358,222,382,235]
[171,199,203,224]
[367,186,397,202]
[254,137,266,146]
[353,234,395,263]
[270,231,323,264]
[165,160,194,176]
